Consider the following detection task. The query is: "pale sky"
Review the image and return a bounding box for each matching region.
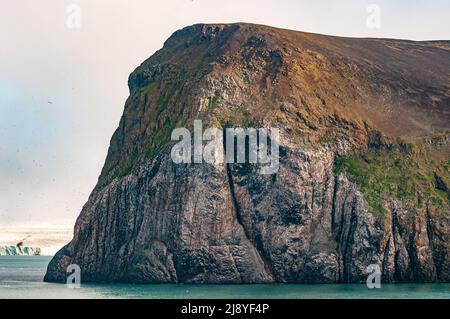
[1,0,449,227]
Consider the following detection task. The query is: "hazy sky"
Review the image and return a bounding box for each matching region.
[1,0,449,227]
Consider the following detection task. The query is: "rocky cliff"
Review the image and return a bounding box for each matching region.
[45,23,450,283]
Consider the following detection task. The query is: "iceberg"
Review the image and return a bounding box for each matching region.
[0,245,41,256]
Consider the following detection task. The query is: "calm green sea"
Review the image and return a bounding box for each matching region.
[0,256,449,299]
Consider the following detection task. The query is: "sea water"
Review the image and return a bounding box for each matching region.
[0,256,449,299]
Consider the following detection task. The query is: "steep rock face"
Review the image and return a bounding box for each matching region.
[45,23,450,283]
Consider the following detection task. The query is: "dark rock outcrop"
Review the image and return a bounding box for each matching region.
[45,23,449,283]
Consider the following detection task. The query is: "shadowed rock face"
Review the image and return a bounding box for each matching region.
[45,23,450,283]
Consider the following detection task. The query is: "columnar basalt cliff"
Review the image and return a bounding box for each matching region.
[45,23,450,283]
